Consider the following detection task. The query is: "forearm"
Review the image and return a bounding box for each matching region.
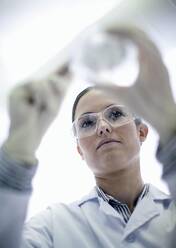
[0,148,38,248]
[156,134,176,200]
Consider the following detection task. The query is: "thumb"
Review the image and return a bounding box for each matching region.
[99,83,145,119]
[99,84,133,107]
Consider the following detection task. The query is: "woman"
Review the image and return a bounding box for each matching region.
[0,27,176,248]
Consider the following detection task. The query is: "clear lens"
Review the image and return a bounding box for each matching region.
[73,114,98,138]
[104,105,132,126]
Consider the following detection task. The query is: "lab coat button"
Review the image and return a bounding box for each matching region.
[126,234,136,242]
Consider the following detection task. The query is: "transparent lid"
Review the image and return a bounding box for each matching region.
[70,31,139,87]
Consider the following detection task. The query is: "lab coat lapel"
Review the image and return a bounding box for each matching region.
[122,184,171,239]
[123,193,159,239]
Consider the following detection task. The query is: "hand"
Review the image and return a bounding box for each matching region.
[99,26,176,144]
[3,73,70,165]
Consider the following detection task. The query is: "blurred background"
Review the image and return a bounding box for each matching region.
[1,0,176,219]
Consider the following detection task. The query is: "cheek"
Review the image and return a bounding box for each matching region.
[78,136,96,158]
[126,131,141,157]
[117,124,141,150]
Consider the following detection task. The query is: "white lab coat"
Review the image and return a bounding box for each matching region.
[22,184,176,248]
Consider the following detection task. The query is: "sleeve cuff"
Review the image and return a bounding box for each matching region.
[0,148,38,192]
[156,134,176,177]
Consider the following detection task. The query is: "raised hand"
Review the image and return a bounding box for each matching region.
[99,26,176,144]
[3,74,70,165]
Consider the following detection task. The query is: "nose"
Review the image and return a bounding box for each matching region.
[97,119,112,137]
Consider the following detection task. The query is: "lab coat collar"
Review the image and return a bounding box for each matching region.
[148,184,171,201]
[77,184,172,234]
[77,186,124,222]
[77,184,171,206]
[77,187,99,206]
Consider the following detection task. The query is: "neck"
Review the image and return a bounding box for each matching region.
[95,166,144,212]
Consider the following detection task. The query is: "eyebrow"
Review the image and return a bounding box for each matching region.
[80,104,115,117]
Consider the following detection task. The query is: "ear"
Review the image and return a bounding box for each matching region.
[137,123,148,144]
[76,142,85,160]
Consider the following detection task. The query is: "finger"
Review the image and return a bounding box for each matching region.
[105,26,162,61]
[23,81,47,112]
[99,84,132,107]
[8,82,38,113]
[47,75,69,98]
[56,62,71,77]
[10,81,50,115]
[106,26,169,90]
[32,80,61,118]
[99,84,147,119]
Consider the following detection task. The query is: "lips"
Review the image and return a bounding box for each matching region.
[96,138,121,150]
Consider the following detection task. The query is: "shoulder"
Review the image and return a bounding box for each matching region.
[147,184,175,209]
[148,184,171,199]
[49,186,99,214]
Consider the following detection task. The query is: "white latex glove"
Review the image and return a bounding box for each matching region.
[98,26,176,145]
[3,73,70,165]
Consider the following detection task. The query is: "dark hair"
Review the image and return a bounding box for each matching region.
[72,86,95,122]
[72,86,142,125]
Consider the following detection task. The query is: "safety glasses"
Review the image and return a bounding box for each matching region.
[72,104,133,139]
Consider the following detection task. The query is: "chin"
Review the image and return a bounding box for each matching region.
[100,150,124,162]
[100,154,137,172]
[96,156,126,173]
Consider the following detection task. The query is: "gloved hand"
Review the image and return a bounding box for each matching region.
[98,25,176,145]
[3,72,71,165]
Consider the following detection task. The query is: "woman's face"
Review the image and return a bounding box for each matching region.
[74,89,147,176]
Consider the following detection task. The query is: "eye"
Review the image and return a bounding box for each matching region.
[78,116,96,129]
[107,107,125,121]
